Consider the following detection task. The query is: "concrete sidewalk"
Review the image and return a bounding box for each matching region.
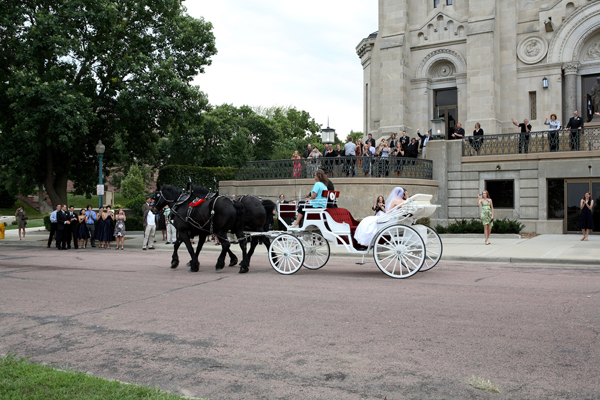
[2,227,599,266]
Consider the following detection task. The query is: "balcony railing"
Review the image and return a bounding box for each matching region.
[461,126,600,156]
[235,156,433,181]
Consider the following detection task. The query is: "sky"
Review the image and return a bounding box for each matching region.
[185,1,378,138]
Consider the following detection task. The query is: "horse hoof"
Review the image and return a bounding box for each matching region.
[189,268,199,273]
[186,261,191,267]
[239,266,249,274]
[171,262,179,269]
[240,261,249,268]
[229,256,238,267]
[215,263,225,271]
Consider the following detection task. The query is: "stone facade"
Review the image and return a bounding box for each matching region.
[357,0,600,139]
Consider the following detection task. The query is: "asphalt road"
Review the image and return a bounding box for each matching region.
[1,245,598,399]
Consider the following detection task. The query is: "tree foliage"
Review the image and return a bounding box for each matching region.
[160,104,322,167]
[0,0,216,207]
[120,164,146,200]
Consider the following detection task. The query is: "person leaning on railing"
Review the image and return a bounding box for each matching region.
[511,118,531,154]
[544,114,561,152]
[470,122,484,156]
[362,144,373,176]
[392,141,405,176]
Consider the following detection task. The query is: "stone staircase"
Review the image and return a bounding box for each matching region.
[18,194,53,213]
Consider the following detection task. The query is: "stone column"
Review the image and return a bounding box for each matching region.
[562,62,579,119]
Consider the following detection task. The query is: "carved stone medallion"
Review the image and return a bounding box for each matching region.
[586,39,600,59]
[517,35,548,64]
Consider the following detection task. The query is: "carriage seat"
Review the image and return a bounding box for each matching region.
[323,190,340,208]
[324,208,366,250]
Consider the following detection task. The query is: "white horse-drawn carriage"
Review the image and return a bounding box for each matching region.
[262,191,443,279]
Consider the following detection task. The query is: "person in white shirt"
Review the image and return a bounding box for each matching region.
[344,137,357,176]
[142,206,156,250]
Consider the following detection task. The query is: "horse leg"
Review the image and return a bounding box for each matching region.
[237,231,250,274]
[171,238,182,269]
[238,235,250,269]
[228,247,238,267]
[215,234,229,271]
[180,233,199,272]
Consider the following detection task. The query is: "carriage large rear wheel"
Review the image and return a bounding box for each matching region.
[373,225,425,279]
[269,234,305,275]
[418,225,443,272]
[300,232,330,270]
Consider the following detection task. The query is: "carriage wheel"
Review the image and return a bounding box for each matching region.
[300,232,330,270]
[269,234,305,275]
[373,225,425,279]
[419,225,443,272]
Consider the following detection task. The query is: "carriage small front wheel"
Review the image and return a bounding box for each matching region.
[300,232,330,270]
[373,225,425,279]
[269,234,305,275]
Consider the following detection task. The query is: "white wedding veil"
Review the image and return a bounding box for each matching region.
[385,187,405,212]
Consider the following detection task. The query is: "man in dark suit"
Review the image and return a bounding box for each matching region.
[399,131,410,152]
[55,205,69,250]
[67,205,79,249]
[366,133,376,148]
[566,110,584,151]
[406,138,420,158]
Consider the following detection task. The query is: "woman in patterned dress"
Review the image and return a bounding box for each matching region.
[478,190,494,245]
[113,209,127,250]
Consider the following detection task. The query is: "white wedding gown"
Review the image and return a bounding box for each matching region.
[354,216,379,246]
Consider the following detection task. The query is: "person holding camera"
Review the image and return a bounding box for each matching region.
[372,196,385,216]
[15,205,27,240]
[478,191,494,245]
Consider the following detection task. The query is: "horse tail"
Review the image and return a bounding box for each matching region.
[233,200,245,222]
[262,199,276,215]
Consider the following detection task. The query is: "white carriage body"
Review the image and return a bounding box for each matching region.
[277,194,439,253]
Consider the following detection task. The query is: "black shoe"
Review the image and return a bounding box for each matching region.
[67,247,71,250]
[148,247,155,250]
[47,245,51,248]
[165,242,170,244]
[91,245,96,247]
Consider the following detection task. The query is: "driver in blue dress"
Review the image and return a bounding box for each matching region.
[291,169,329,227]
[354,187,408,246]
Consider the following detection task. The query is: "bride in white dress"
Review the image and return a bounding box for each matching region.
[354,187,407,246]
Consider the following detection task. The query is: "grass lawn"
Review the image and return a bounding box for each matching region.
[67,193,127,209]
[0,199,44,219]
[0,354,197,400]
[5,219,45,230]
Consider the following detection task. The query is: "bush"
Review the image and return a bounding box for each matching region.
[121,164,146,200]
[0,185,16,208]
[416,217,430,226]
[126,195,148,218]
[43,215,51,231]
[126,216,144,231]
[435,218,524,234]
[157,165,237,192]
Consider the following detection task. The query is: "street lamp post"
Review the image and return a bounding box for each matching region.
[95,140,105,208]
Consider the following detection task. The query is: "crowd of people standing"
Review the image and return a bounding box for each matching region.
[47,204,126,250]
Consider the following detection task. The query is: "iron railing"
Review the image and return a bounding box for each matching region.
[235,155,433,181]
[461,126,600,156]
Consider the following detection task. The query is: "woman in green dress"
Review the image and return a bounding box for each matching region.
[478,190,494,245]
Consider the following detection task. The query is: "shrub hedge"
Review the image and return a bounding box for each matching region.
[435,218,524,234]
[43,215,51,231]
[126,195,148,218]
[157,165,237,192]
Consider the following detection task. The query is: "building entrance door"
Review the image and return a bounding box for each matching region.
[564,179,600,233]
[435,89,457,139]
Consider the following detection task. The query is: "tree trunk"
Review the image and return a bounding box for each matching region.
[44,148,70,208]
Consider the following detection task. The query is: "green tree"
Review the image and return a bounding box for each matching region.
[0,0,216,207]
[120,164,146,200]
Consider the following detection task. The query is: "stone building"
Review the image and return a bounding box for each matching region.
[356,0,600,138]
[353,0,600,233]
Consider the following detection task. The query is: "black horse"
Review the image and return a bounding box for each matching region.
[237,196,276,270]
[174,184,239,269]
[152,184,247,273]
